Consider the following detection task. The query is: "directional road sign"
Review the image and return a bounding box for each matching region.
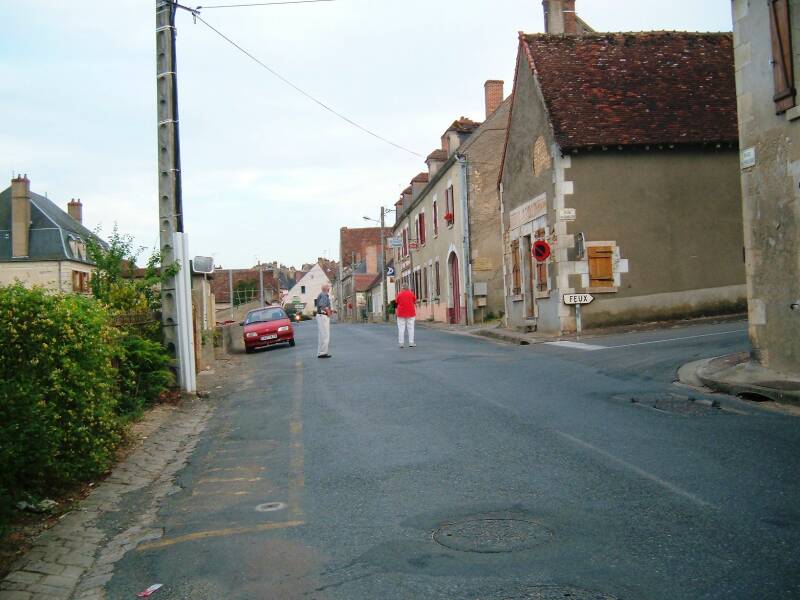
[563,293,594,305]
[387,237,403,249]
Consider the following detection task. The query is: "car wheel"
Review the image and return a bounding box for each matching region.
[289,339,296,347]
[245,347,254,354]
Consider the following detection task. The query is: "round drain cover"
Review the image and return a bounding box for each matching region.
[433,518,552,553]
[483,585,618,599]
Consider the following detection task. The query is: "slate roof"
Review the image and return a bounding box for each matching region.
[521,32,738,150]
[0,187,105,263]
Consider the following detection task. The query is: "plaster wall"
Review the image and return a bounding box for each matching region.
[0,260,93,293]
[733,0,800,374]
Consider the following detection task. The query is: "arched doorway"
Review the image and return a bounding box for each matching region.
[447,252,461,324]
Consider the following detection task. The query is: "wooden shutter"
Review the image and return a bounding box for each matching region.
[770,0,796,113]
[588,246,614,288]
[419,213,425,245]
[433,201,438,234]
[511,239,521,294]
[435,261,440,296]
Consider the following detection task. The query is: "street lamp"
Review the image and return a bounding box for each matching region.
[364,207,395,322]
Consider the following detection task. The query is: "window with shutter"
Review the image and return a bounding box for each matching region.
[445,186,455,225]
[770,0,796,113]
[511,240,521,294]
[433,201,439,235]
[435,260,441,297]
[588,246,615,288]
[419,212,426,245]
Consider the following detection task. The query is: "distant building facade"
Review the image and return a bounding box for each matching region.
[284,263,332,316]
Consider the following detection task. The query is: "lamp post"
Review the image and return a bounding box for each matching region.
[364,207,395,322]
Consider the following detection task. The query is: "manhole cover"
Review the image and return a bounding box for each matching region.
[433,518,552,553]
[621,393,723,416]
[481,585,618,599]
[255,502,287,512]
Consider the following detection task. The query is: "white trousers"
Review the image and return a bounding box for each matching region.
[316,314,330,355]
[397,317,415,345]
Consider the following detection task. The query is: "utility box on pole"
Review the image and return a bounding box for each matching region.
[156,0,195,391]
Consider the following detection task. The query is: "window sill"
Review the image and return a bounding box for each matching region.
[511,294,524,302]
[786,105,800,122]
[535,291,550,299]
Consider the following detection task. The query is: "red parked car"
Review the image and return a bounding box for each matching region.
[241,306,295,353]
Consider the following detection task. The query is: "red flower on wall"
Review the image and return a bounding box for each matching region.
[444,212,454,223]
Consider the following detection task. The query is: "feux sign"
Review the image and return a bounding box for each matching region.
[532,240,551,262]
[563,293,594,305]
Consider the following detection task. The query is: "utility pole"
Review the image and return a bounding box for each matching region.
[380,207,388,322]
[156,0,195,392]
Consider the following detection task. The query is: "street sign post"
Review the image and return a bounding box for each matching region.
[562,293,594,338]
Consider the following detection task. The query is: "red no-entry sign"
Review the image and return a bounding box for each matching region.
[532,240,551,262]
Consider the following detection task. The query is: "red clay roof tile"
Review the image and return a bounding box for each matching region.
[522,32,738,149]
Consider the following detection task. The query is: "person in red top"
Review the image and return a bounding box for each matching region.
[395,283,417,348]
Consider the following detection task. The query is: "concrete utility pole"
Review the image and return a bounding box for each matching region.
[156,0,195,392]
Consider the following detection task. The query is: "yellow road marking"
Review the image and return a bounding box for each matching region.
[136,520,306,551]
[205,466,266,473]
[190,490,253,497]
[197,477,263,484]
[289,360,305,519]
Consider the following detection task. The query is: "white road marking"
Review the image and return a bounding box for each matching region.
[555,430,714,509]
[602,329,747,349]
[546,341,607,351]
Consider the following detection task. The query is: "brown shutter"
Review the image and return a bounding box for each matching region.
[770,0,796,113]
[588,246,614,288]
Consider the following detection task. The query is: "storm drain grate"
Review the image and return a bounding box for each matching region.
[480,585,619,599]
[433,518,553,554]
[618,393,725,416]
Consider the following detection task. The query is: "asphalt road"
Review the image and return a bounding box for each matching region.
[108,318,800,600]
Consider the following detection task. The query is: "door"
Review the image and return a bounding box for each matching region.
[448,252,461,324]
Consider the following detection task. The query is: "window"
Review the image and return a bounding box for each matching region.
[770,0,795,113]
[423,265,429,300]
[72,271,90,294]
[444,185,455,225]
[433,201,439,235]
[301,285,306,294]
[402,227,408,256]
[419,212,426,245]
[588,246,615,288]
[434,260,441,297]
[511,240,521,295]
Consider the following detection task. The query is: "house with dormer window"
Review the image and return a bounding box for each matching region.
[0,175,105,293]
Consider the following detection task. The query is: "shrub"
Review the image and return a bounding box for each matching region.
[115,334,173,418]
[0,284,122,512]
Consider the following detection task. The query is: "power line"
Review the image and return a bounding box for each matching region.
[198,0,335,8]
[190,13,423,157]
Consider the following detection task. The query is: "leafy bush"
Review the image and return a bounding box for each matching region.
[0,284,122,512]
[115,335,173,418]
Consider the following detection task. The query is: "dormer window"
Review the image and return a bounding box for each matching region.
[68,235,87,261]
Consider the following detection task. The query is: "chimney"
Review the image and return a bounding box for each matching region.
[484,80,504,118]
[11,174,31,258]
[543,0,577,35]
[67,198,83,224]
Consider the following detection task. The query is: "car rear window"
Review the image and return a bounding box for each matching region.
[245,308,287,324]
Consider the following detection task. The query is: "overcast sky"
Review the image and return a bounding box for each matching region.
[1,1,733,269]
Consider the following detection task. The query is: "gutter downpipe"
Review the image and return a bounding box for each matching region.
[457,154,474,325]
[499,181,509,329]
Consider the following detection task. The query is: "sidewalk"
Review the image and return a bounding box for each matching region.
[678,352,800,405]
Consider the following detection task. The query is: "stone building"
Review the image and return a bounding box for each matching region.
[499,24,746,333]
[391,81,510,324]
[337,226,387,321]
[731,0,800,375]
[0,175,104,293]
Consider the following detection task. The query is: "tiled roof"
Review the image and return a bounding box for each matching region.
[446,117,482,133]
[411,172,429,184]
[426,149,448,161]
[339,227,386,267]
[521,32,738,149]
[354,273,378,292]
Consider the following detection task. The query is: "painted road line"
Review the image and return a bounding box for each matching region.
[601,329,747,349]
[555,430,714,509]
[546,341,607,351]
[289,360,305,520]
[190,490,253,497]
[205,466,267,473]
[196,477,263,484]
[136,520,306,551]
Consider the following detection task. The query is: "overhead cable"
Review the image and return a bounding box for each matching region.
[198,0,336,8]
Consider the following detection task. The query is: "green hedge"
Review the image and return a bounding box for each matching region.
[0,283,172,529]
